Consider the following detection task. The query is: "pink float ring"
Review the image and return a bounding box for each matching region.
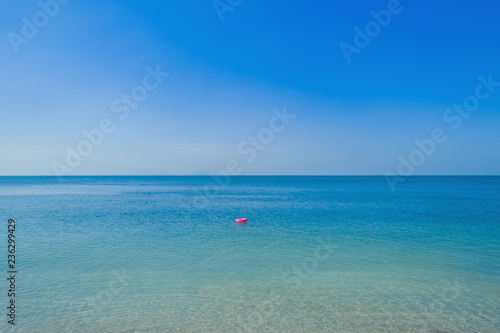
[235,218,248,224]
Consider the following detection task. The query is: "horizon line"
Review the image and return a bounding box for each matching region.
[1,175,499,177]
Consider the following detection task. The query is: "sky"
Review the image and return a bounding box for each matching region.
[0,0,499,175]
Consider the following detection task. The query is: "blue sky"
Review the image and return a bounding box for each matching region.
[1,0,499,175]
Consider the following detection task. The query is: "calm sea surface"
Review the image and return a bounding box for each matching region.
[0,176,499,332]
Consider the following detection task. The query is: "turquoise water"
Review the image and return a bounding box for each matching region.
[0,176,499,332]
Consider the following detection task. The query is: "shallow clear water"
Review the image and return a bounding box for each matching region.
[0,176,499,332]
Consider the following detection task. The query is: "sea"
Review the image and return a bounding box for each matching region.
[0,176,498,332]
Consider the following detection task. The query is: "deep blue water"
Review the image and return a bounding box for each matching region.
[0,176,499,332]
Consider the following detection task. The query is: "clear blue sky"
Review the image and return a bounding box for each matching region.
[1,0,499,175]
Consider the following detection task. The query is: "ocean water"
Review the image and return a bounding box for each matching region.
[0,176,499,332]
